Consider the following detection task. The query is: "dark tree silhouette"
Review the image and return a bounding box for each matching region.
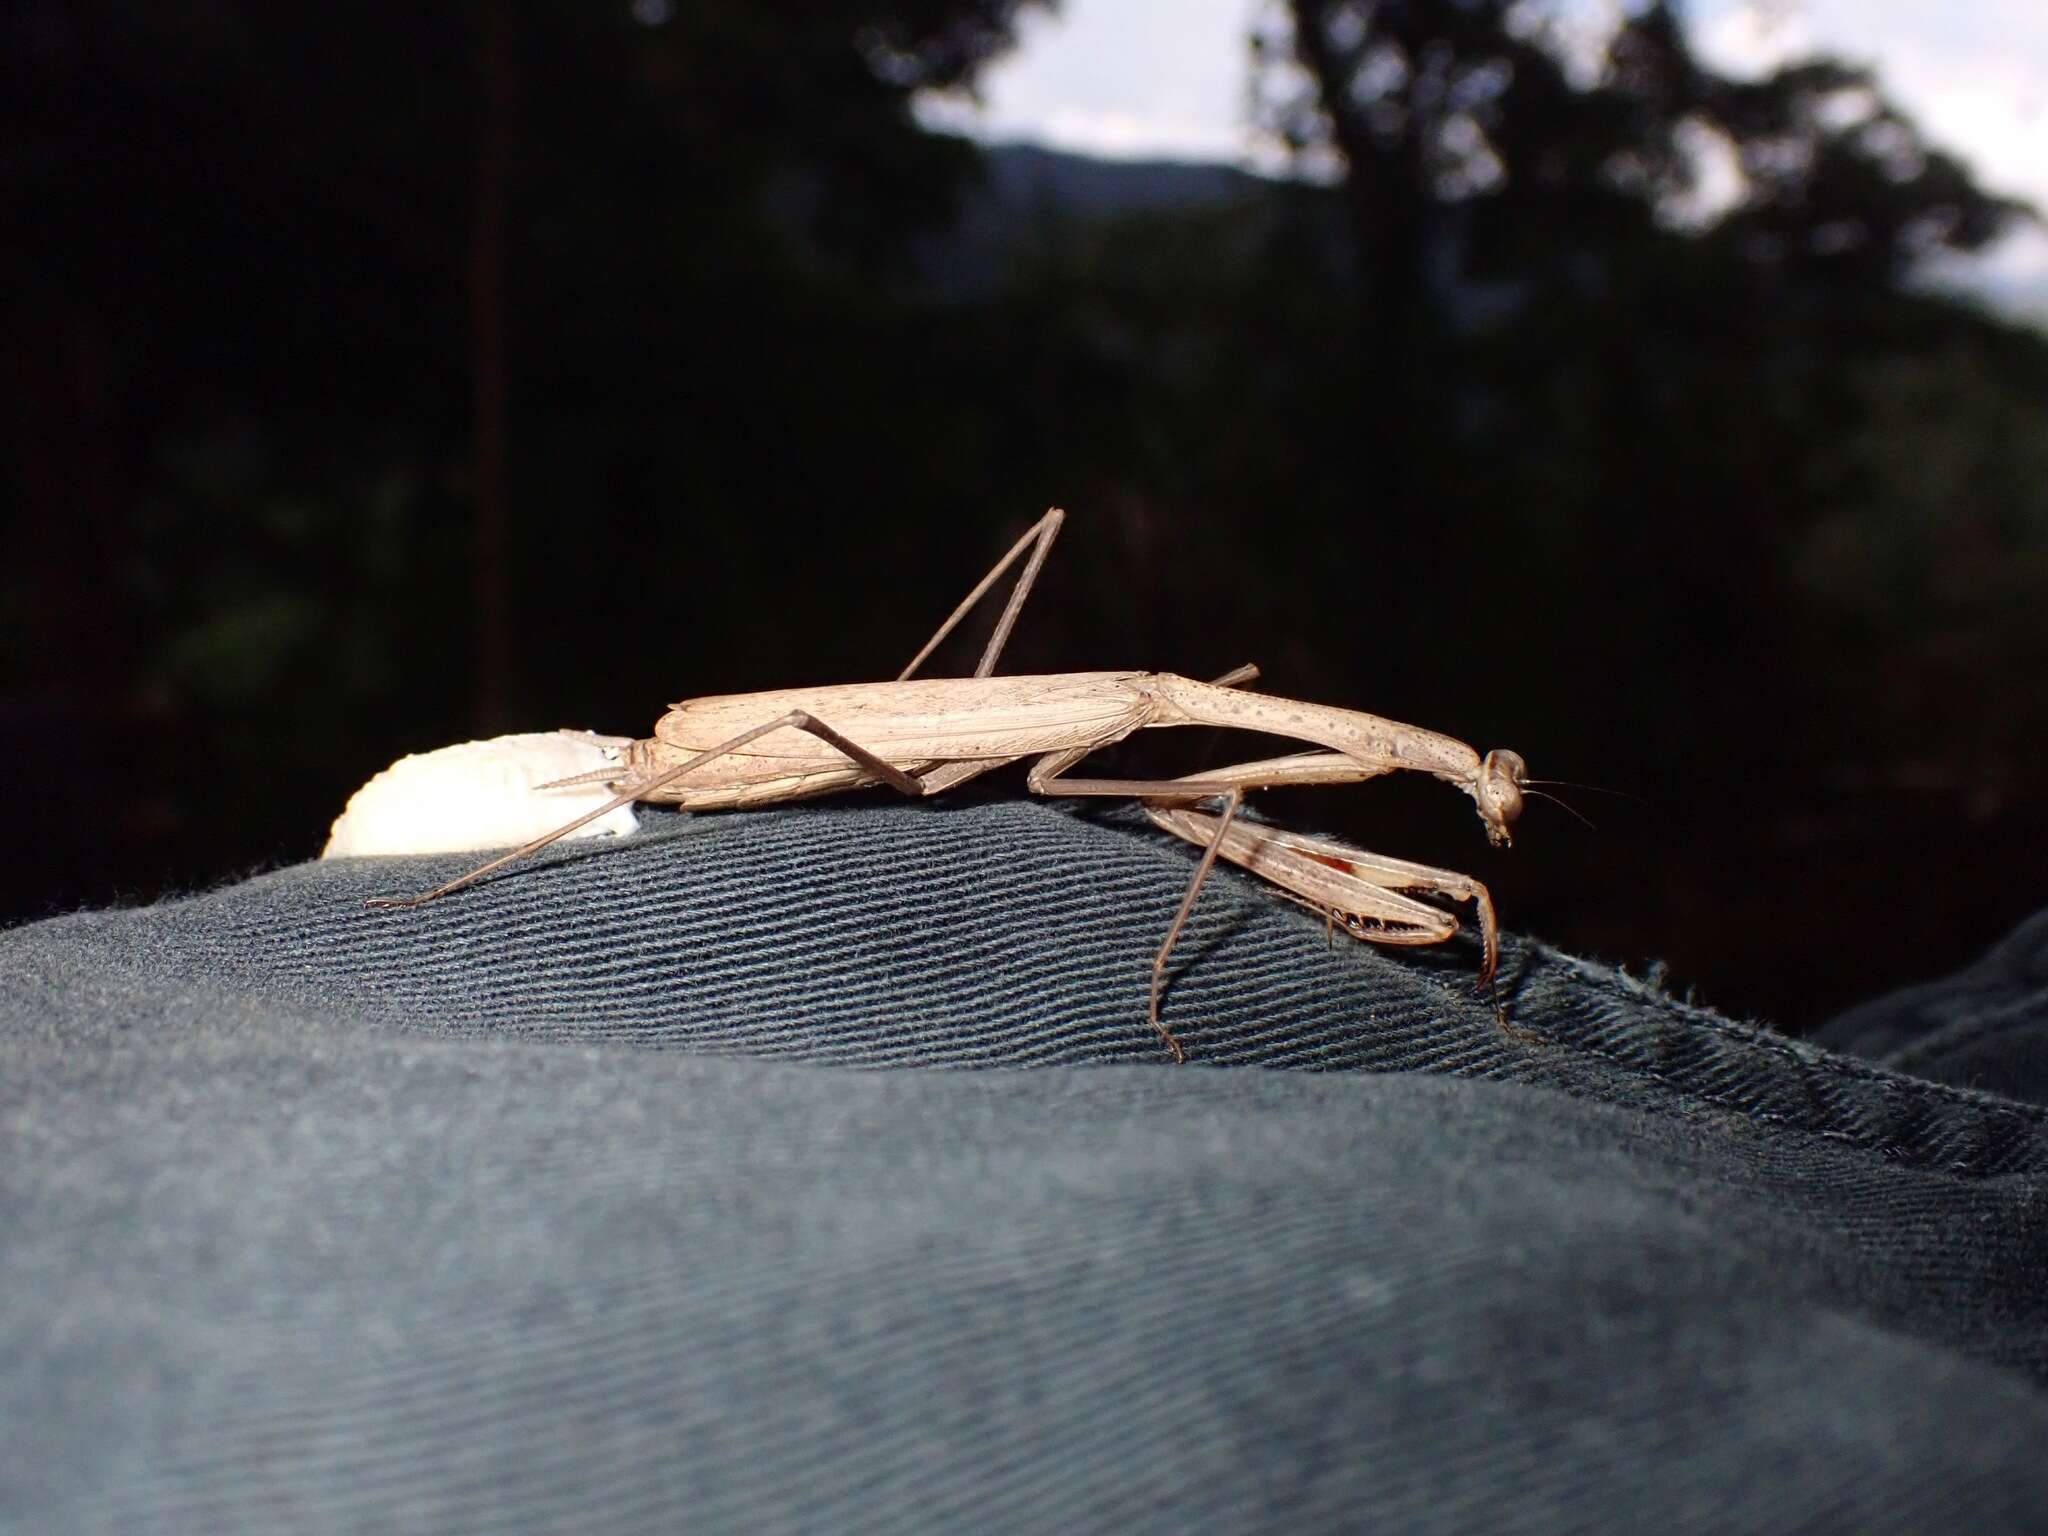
[1,0,1055,911]
[1250,1,2033,531]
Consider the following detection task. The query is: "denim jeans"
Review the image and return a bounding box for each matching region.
[5,800,2045,1532]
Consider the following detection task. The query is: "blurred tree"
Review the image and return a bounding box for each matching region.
[1238,0,2045,1018]
[1,0,1052,907]
[1249,1,2032,542]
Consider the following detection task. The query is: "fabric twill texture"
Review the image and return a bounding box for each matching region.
[4,799,2046,1534]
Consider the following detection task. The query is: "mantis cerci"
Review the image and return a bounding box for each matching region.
[369,509,1530,1061]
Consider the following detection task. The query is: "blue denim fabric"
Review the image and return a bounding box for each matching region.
[4,799,2046,1532]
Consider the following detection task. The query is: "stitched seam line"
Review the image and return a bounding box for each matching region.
[1505,946,2048,1172]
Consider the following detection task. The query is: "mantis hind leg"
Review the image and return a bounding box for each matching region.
[898,507,1065,682]
[367,709,938,908]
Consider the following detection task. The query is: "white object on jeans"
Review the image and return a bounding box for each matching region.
[322,730,640,858]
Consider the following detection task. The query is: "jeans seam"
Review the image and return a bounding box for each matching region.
[1518,946,2048,1175]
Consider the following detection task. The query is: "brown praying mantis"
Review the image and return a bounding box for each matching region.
[369,508,1529,1061]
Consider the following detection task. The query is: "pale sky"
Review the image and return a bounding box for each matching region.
[916,0,2048,298]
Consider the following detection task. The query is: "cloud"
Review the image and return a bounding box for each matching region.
[916,0,1266,163]
[926,0,2045,280]
[1696,1,2047,208]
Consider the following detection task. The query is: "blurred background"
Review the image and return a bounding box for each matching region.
[5,0,2045,1031]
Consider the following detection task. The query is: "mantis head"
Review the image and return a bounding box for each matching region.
[1473,750,1527,847]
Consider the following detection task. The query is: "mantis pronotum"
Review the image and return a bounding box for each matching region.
[371,509,1529,1061]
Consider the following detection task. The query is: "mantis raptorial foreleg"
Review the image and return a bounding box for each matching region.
[1144,801,1534,1044]
[1142,803,1499,979]
[1023,740,1508,1060]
